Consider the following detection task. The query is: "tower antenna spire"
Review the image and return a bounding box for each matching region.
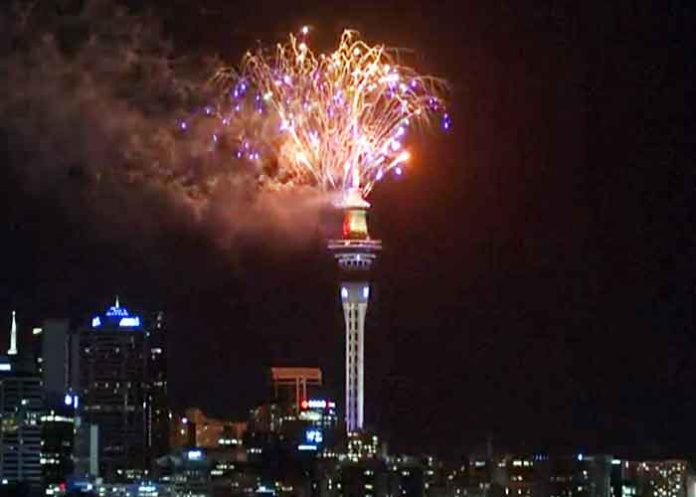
[8,310,17,356]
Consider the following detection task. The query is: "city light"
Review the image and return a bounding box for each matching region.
[106,305,129,318]
[119,317,141,327]
[186,449,203,461]
[303,399,336,410]
[305,428,323,444]
[297,444,318,451]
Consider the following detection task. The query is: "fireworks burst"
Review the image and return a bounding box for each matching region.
[188,28,449,199]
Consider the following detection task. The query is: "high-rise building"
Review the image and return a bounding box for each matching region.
[41,393,76,492]
[40,319,71,398]
[75,298,170,480]
[327,191,381,434]
[0,314,44,494]
[77,299,148,479]
[33,318,81,490]
[146,312,170,464]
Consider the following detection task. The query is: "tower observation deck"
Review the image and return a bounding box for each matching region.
[327,190,381,434]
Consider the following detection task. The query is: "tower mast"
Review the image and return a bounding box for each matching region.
[8,310,17,356]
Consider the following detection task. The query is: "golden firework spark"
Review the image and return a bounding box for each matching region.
[205,29,449,199]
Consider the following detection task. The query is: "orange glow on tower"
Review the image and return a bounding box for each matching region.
[342,208,370,240]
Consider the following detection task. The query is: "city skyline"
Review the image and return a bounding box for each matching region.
[1,0,695,462]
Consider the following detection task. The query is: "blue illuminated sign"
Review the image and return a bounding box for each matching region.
[186,449,203,461]
[119,317,141,328]
[106,306,129,317]
[305,428,323,444]
[92,301,142,330]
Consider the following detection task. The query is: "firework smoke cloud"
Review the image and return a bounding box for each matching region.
[0,1,448,249]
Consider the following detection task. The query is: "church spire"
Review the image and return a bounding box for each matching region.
[8,310,17,356]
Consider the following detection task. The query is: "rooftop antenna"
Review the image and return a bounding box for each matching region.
[8,310,17,356]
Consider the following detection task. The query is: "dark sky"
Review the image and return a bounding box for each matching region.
[2,0,695,459]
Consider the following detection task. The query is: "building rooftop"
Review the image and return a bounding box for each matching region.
[90,297,142,330]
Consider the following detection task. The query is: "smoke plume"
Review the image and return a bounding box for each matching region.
[0,0,328,253]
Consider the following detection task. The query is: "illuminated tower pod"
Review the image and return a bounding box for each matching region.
[327,190,381,434]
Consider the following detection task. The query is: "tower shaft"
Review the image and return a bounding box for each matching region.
[341,282,369,432]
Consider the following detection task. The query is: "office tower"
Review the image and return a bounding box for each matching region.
[41,393,76,491]
[76,299,171,479]
[77,299,148,480]
[41,319,71,397]
[0,313,43,493]
[146,312,170,463]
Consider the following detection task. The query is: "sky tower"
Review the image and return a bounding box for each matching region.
[328,190,381,434]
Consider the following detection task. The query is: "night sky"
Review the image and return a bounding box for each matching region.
[2,0,695,459]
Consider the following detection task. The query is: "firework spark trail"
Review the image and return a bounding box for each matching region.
[205,29,449,199]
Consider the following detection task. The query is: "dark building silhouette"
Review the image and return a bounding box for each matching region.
[146,311,170,464]
[0,313,43,494]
